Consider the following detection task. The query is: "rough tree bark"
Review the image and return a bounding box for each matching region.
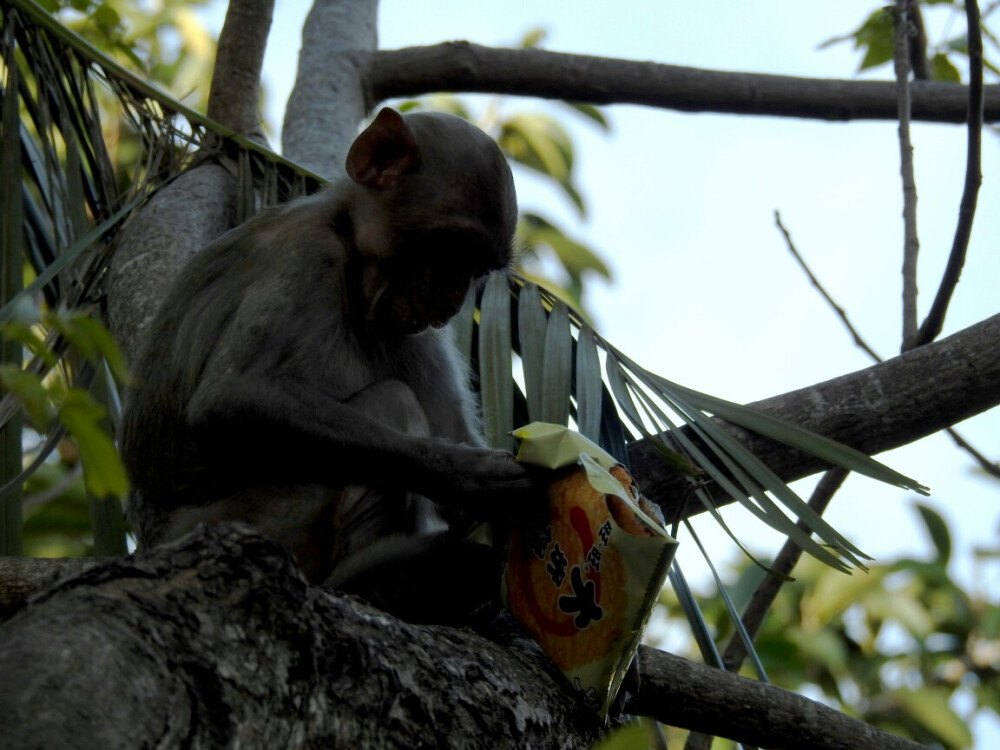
[0,525,925,750]
[368,43,1000,123]
[3,0,994,747]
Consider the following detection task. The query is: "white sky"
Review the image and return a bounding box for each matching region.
[203,1,998,743]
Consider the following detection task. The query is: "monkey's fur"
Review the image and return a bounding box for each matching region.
[120,109,539,618]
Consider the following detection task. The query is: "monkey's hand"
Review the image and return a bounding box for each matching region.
[432,444,549,521]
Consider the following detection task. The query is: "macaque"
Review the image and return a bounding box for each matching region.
[120,108,539,620]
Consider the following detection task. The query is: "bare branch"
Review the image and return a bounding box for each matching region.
[632,645,926,750]
[895,1,921,346]
[946,426,1000,480]
[777,212,998,481]
[370,43,1000,123]
[775,211,881,360]
[206,0,275,141]
[908,3,931,81]
[910,0,985,349]
[720,468,849,673]
[632,313,1000,522]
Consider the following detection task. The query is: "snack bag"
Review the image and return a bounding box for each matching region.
[502,423,678,717]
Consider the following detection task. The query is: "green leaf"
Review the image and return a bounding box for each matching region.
[893,688,973,748]
[605,355,644,430]
[71,314,131,384]
[478,272,513,450]
[856,11,895,71]
[574,324,602,441]
[517,283,547,423]
[499,114,587,212]
[519,213,610,280]
[58,389,128,499]
[93,5,121,34]
[0,366,54,428]
[525,227,610,279]
[540,301,571,426]
[0,197,143,327]
[589,720,652,750]
[654,376,928,496]
[518,27,547,50]
[562,102,609,130]
[915,502,952,565]
[931,52,962,83]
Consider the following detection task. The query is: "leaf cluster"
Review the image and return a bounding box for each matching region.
[822,0,1000,81]
[654,505,998,749]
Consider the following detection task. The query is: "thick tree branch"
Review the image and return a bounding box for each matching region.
[369,43,1000,123]
[107,165,237,365]
[632,313,1000,523]
[0,525,923,750]
[632,645,925,750]
[282,0,377,176]
[0,526,605,749]
[206,0,274,141]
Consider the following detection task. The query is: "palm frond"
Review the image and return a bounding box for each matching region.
[477,274,927,573]
[0,0,323,552]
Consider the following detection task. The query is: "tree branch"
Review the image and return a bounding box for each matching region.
[895,0,921,347]
[776,212,999,478]
[910,0,985,349]
[282,0,378,176]
[775,211,881,360]
[368,43,1000,123]
[107,165,237,365]
[206,0,274,141]
[632,313,1000,523]
[0,525,924,750]
[683,467,852,750]
[632,645,926,750]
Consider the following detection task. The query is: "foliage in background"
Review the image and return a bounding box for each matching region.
[595,507,999,750]
[1,0,316,557]
[823,0,1000,82]
[37,0,216,110]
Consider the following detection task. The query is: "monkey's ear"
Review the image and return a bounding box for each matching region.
[345,108,418,190]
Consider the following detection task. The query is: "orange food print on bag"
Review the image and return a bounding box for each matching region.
[506,467,633,670]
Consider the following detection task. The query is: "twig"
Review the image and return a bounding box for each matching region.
[908,3,931,81]
[685,468,851,750]
[946,427,1000,480]
[894,0,921,347]
[721,468,850,673]
[774,212,880,361]
[775,214,1000,483]
[909,0,985,349]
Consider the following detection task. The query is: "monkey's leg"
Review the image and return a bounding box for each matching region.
[326,379,500,623]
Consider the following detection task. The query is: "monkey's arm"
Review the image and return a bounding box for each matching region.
[184,375,541,517]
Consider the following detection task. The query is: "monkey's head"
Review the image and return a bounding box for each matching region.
[345,108,517,335]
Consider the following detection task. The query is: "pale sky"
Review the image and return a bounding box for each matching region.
[203,1,999,743]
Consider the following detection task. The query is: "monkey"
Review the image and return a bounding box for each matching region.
[119,108,542,620]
